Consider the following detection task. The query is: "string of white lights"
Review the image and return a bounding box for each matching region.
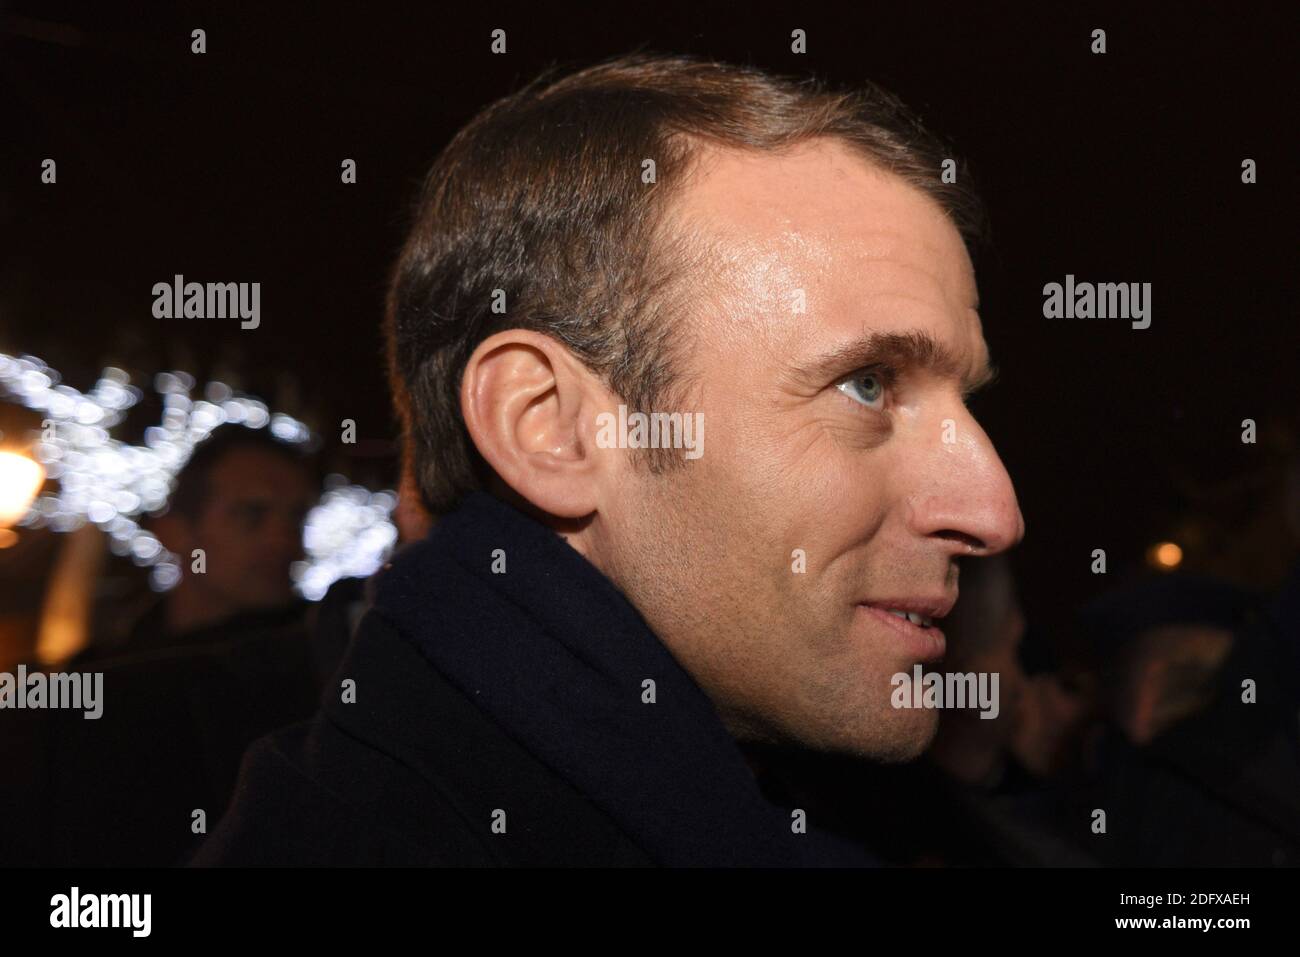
[0,352,397,598]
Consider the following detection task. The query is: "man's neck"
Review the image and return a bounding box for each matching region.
[162,585,239,636]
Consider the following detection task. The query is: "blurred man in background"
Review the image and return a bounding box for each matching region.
[1075,575,1300,866]
[74,426,318,664]
[0,426,325,866]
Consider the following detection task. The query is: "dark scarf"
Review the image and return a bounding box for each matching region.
[373,491,875,867]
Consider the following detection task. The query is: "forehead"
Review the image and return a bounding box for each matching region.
[208,447,314,499]
[668,138,983,364]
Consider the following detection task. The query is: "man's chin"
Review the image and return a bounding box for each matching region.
[826,706,940,763]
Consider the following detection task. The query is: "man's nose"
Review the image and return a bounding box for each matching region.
[905,408,1024,556]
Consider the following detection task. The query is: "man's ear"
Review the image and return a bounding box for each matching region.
[460,329,607,519]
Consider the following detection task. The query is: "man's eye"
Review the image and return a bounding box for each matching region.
[837,371,888,410]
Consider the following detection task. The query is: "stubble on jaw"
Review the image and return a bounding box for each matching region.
[594,457,941,762]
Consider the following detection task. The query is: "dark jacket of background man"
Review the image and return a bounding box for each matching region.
[0,603,319,866]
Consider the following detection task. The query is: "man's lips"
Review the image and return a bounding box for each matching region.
[856,596,954,661]
[858,595,956,622]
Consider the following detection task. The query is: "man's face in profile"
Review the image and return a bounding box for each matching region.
[596,139,1024,760]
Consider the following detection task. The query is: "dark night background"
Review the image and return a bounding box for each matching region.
[1,2,1296,650]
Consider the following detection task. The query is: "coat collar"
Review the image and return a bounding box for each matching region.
[370,491,873,866]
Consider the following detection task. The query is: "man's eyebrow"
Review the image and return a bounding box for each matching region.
[796,329,998,396]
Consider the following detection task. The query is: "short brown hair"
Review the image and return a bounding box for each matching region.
[166,425,316,520]
[384,53,987,515]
